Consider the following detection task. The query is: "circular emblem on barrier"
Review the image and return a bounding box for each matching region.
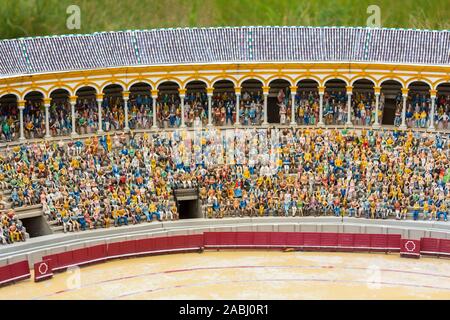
[38,262,48,275]
[405,240,416,252]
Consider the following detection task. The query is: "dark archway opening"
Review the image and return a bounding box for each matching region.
[380,80,402,125]
[177,199,200,219]
[268,79,291,124]
[21,216,52,237]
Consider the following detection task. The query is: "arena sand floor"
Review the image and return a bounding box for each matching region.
[1,251,449,299]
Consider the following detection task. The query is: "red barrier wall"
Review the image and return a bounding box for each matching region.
[202,232,400,252]
[153,237,169,251]
[56,252,73,269]
[320,233,339,248]
[353,234,371,249]
[303,232,321,247]
[236,232,253,247]
[108,235,203,258]
[34,260,53,281]
[387,234,401,250]
[370,234,388,250]
[270,232,288,246]
[88,244,108,262]
[438,239,450,256]
[135,238,155,253]
[221,232,237,246]
[187,234,204,247]
[203,232,219,246]
[420,238,440,256]
[400,239,421,258]
[72,248,89,265]
[286,232,303,246]
[337,233,354,249]
[253,232,269,246]
[0,260,30,286]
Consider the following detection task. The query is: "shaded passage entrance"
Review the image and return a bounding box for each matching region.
[380,80,402,125]
[177,199,201,219]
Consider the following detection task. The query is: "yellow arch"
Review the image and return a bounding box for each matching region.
[126,79,155,91]
[378,76,406,87]
[48,84,73,97]
[100,79,127,92]
[211,75,238,87]
[266,75,294,86]
[238,74,265,87]
[23,87,47,99]
[73,82,100,94]
[155,77,183,89]
[182,76,211,88]
[0,89,21,100]
[405,77,432,89]
[349,75,377,87]
[434,79,450,89]
[322,75,350,86]
[294,75,321,86]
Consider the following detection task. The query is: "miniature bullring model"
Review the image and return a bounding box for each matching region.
[0,27,449,291]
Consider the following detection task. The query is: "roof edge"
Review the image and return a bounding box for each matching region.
[1,25,449,43]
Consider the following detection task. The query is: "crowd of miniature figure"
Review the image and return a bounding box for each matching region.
[1,87,449,142]
[0,126,449,243]
[0,209,26,244]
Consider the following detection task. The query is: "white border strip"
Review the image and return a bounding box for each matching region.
[203,244,400,250]
[34,273,53,281]
[0,273,30,285]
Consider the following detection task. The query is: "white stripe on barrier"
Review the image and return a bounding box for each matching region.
[0,273,30,285]
[203,244,400,250]
[52,256,109,272]
[420,250,450,256]
[107,247,201,260]
[35,273,53,280]
[401,252,421,256]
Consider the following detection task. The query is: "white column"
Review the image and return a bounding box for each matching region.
[207,88,213,126]
[18,101,25,141]
[123,91,130,132]
[400,88,408,130]
[290,86,297,126]
[151,90,158,129]
[70,96,78,136]
[318,86,325,126]
[44,98,51,138]
[97,93,104,134]
[373,93,380,128]
[346,86,353,126]
[427,90,436,130]
[179,89,186,128]
[235,87,241,126]
[262,86,269,126]
[373,87,381,128]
